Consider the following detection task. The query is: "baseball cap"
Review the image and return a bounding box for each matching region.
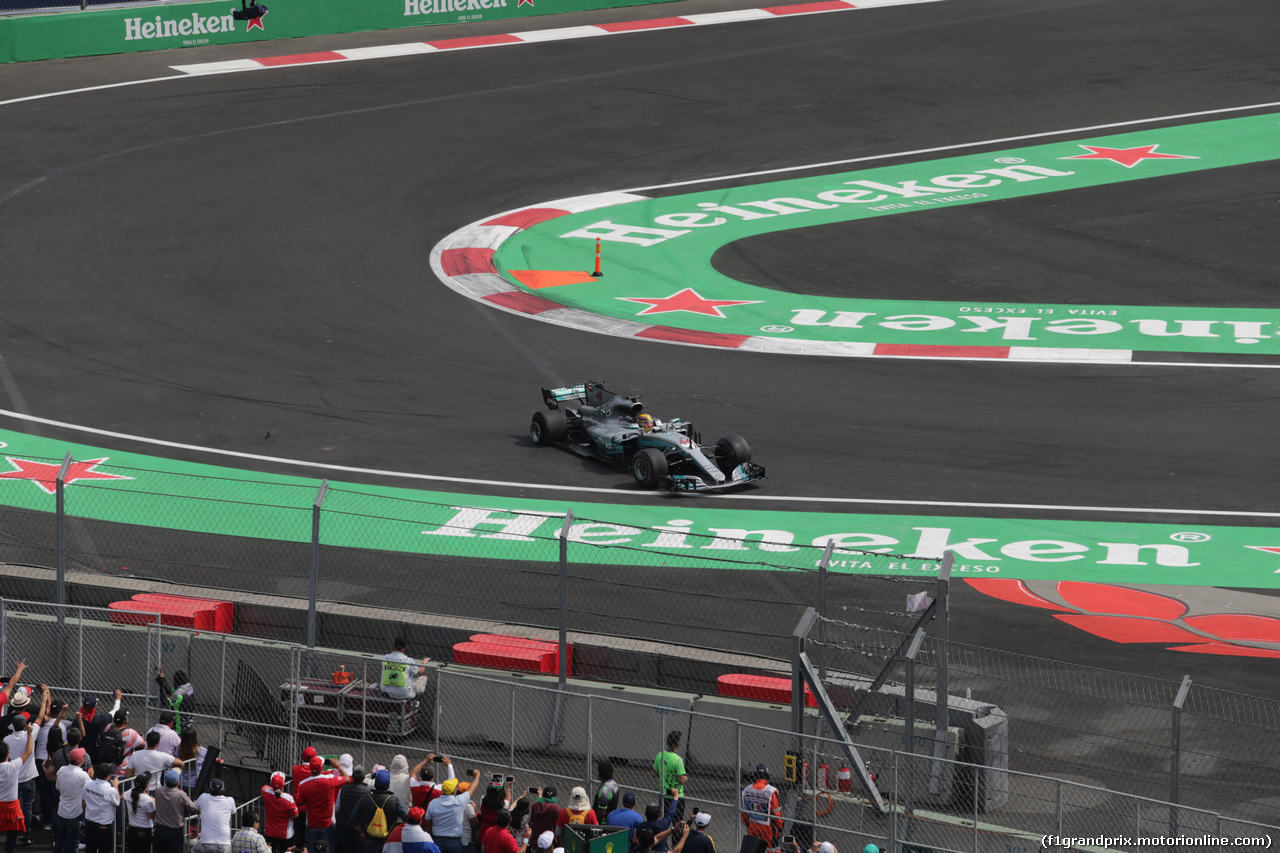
[441,778,458,795]
[820,844,837,853]
[374,770,390,790]
[694,813,711,828]
[309,756,325,772]
[541,786,557,802]
[408,807,426,825]
[538,832,555,849]
[210,778,225,795]
[622,792,637,807]
[456,782,471,794]
[158,710,175,724]
[270,772,285,790]
[164,770,180,788]
[302,747,318,761]
[113,709,128,726]
[338,754,353,776]
[82,696,98,709]
[69,748,87,766]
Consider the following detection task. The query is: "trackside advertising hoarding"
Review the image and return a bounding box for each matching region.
[0,0,678,62]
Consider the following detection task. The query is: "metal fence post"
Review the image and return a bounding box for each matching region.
[1171,675,1192,838]
[510,682,516,779]
[903,628,925,828]
[585,695,593,790]
[1055,779,1062,836]
[550,512,573,746]
[218,633,227,751]
[817,540,833,683]
[735,723,742,853]
[434,669,442,754]
[0,599,6,672]
[888,754,897,853]
[77,606,84,701]
[931,552,953,796]
[307,480,329,675]
[56,454,71,684]
[288,647,299,764]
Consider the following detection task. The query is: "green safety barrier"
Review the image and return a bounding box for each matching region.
[0,0,679,63]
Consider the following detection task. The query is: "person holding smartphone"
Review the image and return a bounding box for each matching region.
[425,766,481,853]
[476,774,513,848]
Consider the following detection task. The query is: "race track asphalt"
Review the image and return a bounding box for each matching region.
[2,0,1280,703]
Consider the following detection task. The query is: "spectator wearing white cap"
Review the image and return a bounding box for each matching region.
[809,842,839,853]
[680,812,715,853]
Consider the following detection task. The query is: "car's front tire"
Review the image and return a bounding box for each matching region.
[715,434,751,473]
[632,447,668,488]
[530,409,568,445]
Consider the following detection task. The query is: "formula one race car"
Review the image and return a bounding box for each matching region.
[529,381,766,492]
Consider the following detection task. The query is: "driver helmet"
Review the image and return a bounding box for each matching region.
[637,413,655,432]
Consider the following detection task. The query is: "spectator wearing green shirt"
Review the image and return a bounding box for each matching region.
[652,731,687,822]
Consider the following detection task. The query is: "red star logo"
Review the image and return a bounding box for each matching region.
[517,0,533,6]
[0,457,133,495]
[246,11,267,30]
[1246,546,1280,556]
[619,288,761,318]
[1059,144,1197,168]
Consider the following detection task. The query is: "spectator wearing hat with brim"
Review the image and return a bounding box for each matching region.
[387,806,439,853]
[260,772,299,853]
[424,768,480,853]
[52,747,89,853]
[147,709,181,759]
[636,795,680,853]
[680,813,714,853]
[0,663,28,719]
[109,708,145,781]
[554,787,597,834]
[126,730,184,791]
[350,769,408,853]
[525,787,561,843]
[152,769,197,853]
[4,683,48,846]
[605,792,643,845]
[193,777,236,853]
[295,754,350,853]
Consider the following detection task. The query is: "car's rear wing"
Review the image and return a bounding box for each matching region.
[542,385,587,409]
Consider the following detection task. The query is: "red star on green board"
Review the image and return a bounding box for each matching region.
[0,457,133,495]
[1059,144,1198,168]
[619,288,761,318]
[1246,546,1280,556]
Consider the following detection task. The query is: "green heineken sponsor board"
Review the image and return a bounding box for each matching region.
[492,113,1280,355]
[0,0,677,63]
[0,427,1277,589]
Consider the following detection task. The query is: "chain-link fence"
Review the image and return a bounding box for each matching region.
[808,615,1280,829]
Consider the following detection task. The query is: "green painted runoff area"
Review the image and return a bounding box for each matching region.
[0,0,677,62]
[493,113,1280,354]
[2,427,1278,589]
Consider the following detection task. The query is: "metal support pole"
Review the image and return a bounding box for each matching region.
[817,540,833,683]
[586,696,593,790]
[1170,675,1192,838]
[1055,779,1062,835]
[792,608,818,741]
[510,683,516,779]
[0,599,6,675]
[903,628,926,827]
[735,724,742,853]
[218,634,227,751]
[307,480,329,673]
[434,670,442,754]
[550,512,573,746]
[887,755,897,852]
[77,606,84,701]
[558,511,572,688]
[931,552,953,796]
[56,454,71,683]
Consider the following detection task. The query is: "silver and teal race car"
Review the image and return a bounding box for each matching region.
[529,381,766,492]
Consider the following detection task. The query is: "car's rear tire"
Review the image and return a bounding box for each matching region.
[530,410,567,445]
[715,434,751,473]
[632,447,668,488]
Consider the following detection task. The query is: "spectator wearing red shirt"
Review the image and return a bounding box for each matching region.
[555,788,597,834]
[526,788,561,842]
[294,755,349,852]
[481,810,528,853]
[260,772,298,853]
[289,747,318,841]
